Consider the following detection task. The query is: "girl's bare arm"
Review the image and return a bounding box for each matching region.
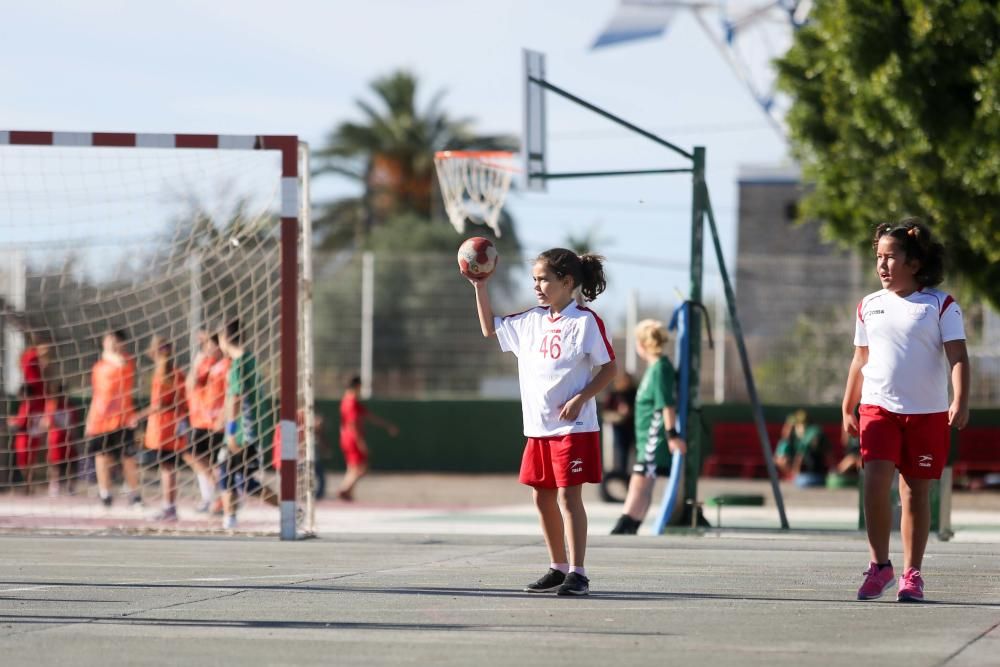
[842,346,868,436]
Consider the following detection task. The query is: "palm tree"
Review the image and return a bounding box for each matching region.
[313,70,516,250]
[564,224,613,255]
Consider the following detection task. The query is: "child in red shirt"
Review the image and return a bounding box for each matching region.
[8,386,46,494]
[336,376,397,501]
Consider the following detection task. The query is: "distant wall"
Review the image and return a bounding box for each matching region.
[317,399,525,472]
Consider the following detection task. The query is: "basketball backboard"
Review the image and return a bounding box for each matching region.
[522,49,546,192]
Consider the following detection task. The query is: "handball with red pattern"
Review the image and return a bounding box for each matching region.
[457,236,499,280]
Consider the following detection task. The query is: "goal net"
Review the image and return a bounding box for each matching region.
[0,131,314,537]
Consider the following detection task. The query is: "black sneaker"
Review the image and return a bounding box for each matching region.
[100,495,112,508]
[557,572,590,596]
[610,515,640,535]
[524,568,566,593]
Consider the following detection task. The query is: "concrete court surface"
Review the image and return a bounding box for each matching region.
[1,531,1000,667]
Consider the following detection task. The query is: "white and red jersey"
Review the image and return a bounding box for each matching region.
[495,302,615,436]
[854,287,965,414]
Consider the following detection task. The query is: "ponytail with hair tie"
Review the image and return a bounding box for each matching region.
[536,248,609,302]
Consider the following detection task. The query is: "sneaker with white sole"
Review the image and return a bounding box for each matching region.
[897,568,925,602]
[857,562,895,600]
[523,568,566,593]
[222,514,237,530]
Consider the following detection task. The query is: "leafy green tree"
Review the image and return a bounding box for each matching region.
[776,0,1000,306]
[313,70,517,251]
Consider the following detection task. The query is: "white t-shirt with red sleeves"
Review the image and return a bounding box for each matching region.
[494,302,615,437]
[854,287,965,414]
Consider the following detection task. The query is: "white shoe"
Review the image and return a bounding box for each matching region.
[222,514,237,530]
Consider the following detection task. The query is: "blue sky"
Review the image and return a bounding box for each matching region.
[2,0,791,325]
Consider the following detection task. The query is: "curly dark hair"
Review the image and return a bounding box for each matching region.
[536,248,608,302]
[872,217,945,287]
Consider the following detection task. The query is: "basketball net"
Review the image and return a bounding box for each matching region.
[433,150,515,237]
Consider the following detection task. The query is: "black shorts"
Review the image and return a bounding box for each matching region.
[190,429,224,459]
[87,428,137,459]
[218,446,260,491]
[632,459,670,479]
[153,448,184,467]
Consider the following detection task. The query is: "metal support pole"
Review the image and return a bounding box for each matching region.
[298,141,316,536]
[188,252,202,363]
[360,251,375,400]
[682,147,706,514]
[714,282,726,403]
[530,77,694,160]
[702,184,789,529]
[625,289,638,375]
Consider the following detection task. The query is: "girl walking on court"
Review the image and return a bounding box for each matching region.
[469,248,617,596]
[843,218,969,602]
[335,375,398,502]
[610,319,686,535]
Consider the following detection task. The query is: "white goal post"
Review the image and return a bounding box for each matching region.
[0,130,314,539]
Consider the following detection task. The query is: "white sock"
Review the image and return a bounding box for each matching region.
[197,474,215,502]
[99,488,111,499]
[551,562,569,574]
[570,566,586,576]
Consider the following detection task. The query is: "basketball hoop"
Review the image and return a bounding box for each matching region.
[434,150,516,237]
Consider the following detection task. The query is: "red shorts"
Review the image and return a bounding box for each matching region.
[48,440,74,465]
[859,404,950,479]
[340,438,368,467]
[14,434,45,468]
[519,432,602,488]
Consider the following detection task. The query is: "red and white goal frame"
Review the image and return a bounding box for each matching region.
[0,130,314,540]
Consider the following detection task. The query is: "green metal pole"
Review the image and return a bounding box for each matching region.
[683,147,706,517]
[702,184,789,529]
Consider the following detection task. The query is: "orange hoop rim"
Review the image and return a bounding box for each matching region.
[435,150,515,159]
[434,150,520,171]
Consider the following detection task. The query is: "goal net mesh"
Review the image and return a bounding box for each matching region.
[0,140,313,535]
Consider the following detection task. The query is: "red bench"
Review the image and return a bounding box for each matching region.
[704,421,1000,480]
[703,422,847,479]
[954,428,1000,476]
[703,423,782,478]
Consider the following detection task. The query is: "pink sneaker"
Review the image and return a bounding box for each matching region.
[857,562,895,600]
[897,568,925,602]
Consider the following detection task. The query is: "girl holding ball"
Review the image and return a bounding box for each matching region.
[468,246,616,596]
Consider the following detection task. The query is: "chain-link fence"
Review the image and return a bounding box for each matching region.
[312,248,1000,406]
[312,250,521,399]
